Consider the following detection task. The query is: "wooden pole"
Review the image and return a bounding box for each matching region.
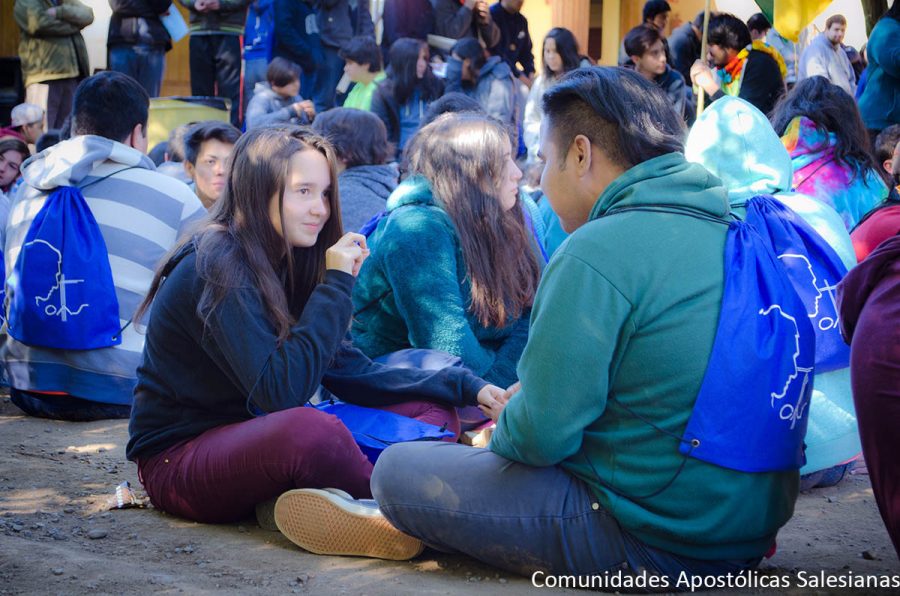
[695,0,713,119]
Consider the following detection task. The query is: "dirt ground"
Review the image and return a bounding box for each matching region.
[1,395,898,596]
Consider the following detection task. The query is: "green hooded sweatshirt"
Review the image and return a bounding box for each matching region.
[490,152,798,561]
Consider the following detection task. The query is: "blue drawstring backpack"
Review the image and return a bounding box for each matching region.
[6,186,122,350]
[311,400,454,463]
[595,206,815,484]
[680,217,815,472]
[743,195,850,373]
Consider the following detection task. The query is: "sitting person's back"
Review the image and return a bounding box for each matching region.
[686,96,861,486]
[352,113,540,390]
[449,38,520,129]
[771,76,888,230]
[312,108,398,233]
[1,72,205,421]
[245,57,316,130]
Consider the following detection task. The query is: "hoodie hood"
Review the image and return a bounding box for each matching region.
[340,163,399,203]
[385,175,437,212]
[251,82,298,105]
[686,98,858,269]
[838,233,900,341]
[685,96,792,202]
[589,152,730,221]
[253,81,277,97]
[478,55,512,81]
[21,135,154,190]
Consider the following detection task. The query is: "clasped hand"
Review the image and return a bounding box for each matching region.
[326,233,370,277]
[476,381,521,422]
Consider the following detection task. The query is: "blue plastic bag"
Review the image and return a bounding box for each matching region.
[681,220,815,472]
[6,186,122,350]
[744,195,850,373]
[312,400,454,463]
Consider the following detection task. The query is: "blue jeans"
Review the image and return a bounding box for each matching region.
[242,57,268,117]
[10,389,130,421]
[108,45,165,98]
[310,45,344,112]
[372,442,760,585]
[189,34,242,127]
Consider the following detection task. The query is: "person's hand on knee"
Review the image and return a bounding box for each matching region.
[477,384,507,422]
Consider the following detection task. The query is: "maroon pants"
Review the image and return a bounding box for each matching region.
[138,401,459,523]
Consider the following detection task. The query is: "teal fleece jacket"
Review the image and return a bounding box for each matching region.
[351,177,530,388]
[490,153,798,561]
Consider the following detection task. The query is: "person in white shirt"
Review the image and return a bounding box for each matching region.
[799,14,856,95]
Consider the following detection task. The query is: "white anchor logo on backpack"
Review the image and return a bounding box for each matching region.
[27,239,89,321]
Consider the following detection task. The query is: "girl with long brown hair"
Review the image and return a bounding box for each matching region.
[352,113,540,417]
[126,126,504,559]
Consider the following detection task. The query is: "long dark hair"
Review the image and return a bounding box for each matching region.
[543,28,583,79]
[386,38,443,105]
[405,113,540,328]
[770,76,877,182]
[137,126,343,342]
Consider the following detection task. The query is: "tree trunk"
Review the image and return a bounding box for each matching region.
[861,0,888,36]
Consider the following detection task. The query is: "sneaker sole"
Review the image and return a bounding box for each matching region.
[274,489,424,560]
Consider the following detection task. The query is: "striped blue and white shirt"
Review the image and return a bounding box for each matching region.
[1,135,206,405]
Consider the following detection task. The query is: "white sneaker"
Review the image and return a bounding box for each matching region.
[274,488,424,560]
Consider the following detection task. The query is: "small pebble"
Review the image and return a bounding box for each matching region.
[51,568,64,576]
[87,529,108,540]
[862,550,877,560]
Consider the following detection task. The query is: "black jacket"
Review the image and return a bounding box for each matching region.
[107,0,172,50]
[127,248,485,461]
[273,0,323,73]
[669,21,701,83]
[489,2,533,78]
[711,49,784,116]
[432,0,500,47]
[382,0,433,49]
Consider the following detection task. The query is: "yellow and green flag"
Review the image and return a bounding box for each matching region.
[755,0,834,41]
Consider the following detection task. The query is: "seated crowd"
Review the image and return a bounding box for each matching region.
[0,4,899,583]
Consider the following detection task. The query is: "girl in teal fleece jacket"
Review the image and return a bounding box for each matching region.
[351,113,541,390]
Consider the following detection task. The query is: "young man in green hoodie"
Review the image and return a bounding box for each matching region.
[368,67,799,583]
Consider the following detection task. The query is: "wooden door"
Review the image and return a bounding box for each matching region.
[160,2,192,96]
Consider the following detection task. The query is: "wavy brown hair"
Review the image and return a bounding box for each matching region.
[405,113,539,328]
[137,126,343,342]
